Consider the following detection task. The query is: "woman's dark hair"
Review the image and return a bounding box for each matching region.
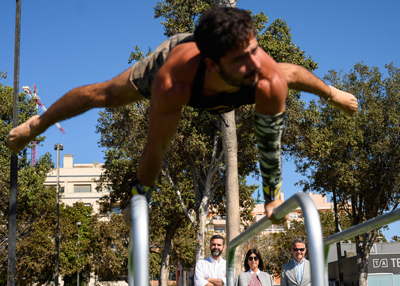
[244,249,265,272]
[194,7,255,63]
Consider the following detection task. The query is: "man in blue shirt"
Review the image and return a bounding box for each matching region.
[281,238,312,286]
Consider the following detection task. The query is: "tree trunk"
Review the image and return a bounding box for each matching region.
[160,226,177,286]
[182,268,187,286]
[217,0,241,278]
[195,200,208,261]
[160,241,172,286]
[356,231,377,286]
[221,111,241,277]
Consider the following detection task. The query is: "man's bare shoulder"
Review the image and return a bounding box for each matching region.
[164,41,201,83]
[254,49,287,114]
[151,42,201,110]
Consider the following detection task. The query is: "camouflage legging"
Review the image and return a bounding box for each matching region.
[254,111,284,203]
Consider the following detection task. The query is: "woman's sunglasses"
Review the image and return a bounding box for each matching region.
[248,256,259,261]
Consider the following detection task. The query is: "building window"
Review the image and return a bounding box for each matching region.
[84,203,91,207]
[74,184,91,193]
[289,212,298,219]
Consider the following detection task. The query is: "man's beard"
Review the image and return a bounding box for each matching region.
[218,65,259,87]
[212,249,223,257]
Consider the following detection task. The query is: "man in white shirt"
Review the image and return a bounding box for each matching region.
[194,235,226,286]
[281,238,312,286]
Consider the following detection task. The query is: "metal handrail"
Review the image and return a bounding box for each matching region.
[128,195,149,286]
[323,208,400,281]
[226,192,325,286]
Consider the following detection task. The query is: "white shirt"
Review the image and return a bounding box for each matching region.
[194,256,227,286]
[248,269,260,275]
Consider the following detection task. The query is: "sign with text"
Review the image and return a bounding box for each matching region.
[369,254,400,273]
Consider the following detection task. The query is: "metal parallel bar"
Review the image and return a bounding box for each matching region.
[128,195,149,286]
[226,193,325,286]
[323,208,400,277]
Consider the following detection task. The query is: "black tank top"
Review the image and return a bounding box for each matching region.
[188,59,256,114]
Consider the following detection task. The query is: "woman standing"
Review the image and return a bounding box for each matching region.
[235,249,273,286]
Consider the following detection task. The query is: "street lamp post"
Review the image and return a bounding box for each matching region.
[54,143,63,286]
[77,221,81,286]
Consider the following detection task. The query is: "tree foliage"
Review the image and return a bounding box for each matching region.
[283,62,400,285]
[0,83,55,284]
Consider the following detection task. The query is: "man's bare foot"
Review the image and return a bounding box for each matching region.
[265,199,289,224]
[328,86,358,116]
[6,115,40,153]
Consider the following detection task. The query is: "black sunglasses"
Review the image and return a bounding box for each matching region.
[248,256,259,261]
[292,248,305,252]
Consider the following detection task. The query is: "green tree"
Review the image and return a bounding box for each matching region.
[284,62,400,286]
[59,202,93,285]
[0,83,56,284]
[149,181,194,285]
[91,213,129,284]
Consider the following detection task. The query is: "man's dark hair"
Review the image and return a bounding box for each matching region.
[291,238,306,248]
[244,248,265,272]
[194,7,255,63]
[210,234,225,245]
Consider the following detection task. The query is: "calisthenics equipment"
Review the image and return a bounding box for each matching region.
[127,192,400,286]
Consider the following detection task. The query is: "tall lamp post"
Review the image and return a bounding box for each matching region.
[77,221,81,286]
[54,143,63,286]
[8,1,22,285]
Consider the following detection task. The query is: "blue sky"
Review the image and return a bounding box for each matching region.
[2,1,400,240]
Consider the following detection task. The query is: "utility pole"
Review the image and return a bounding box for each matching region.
[8,0,21,285]
[54,143,63,286]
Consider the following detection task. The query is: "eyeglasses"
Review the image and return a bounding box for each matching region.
[248,256,259,261]
[292,248,305,252]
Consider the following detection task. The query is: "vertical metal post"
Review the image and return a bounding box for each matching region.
[128,195,149,286]
[8,1,21,285]
[54,144,63,285]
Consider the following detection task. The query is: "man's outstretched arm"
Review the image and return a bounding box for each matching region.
[6,67,143,153]
[136,66,189,187]
[278,62,358,116]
